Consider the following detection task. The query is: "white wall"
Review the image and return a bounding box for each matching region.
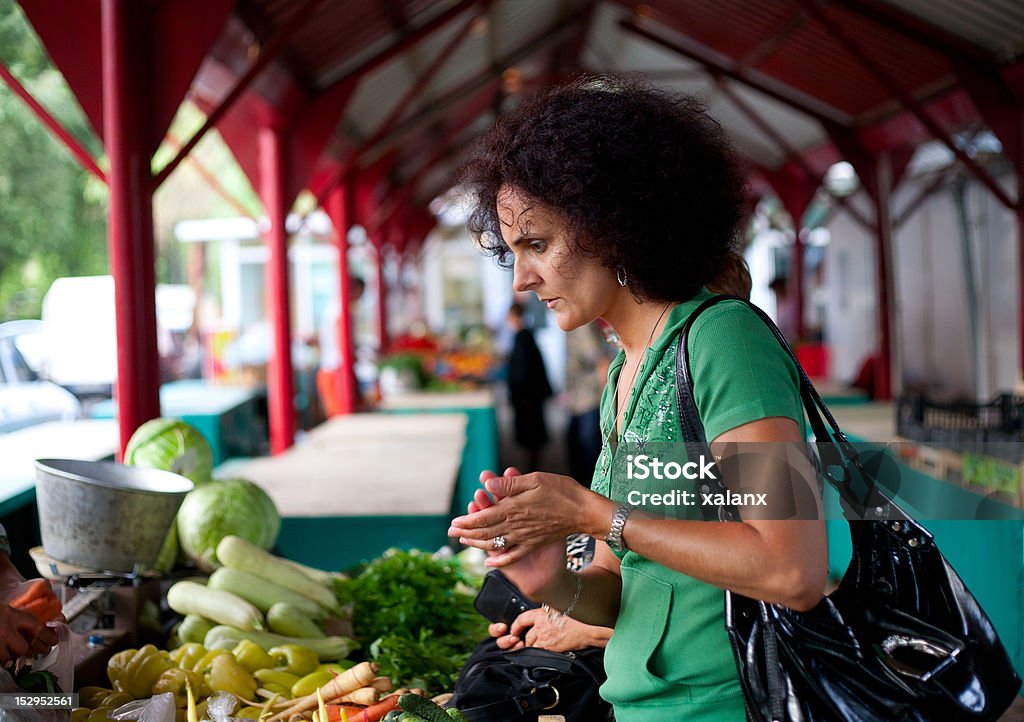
[819,169,1018,400]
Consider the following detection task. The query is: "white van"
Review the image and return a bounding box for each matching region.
[40,276,195,397]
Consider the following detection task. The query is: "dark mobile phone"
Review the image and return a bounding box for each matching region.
[473,570,541,625]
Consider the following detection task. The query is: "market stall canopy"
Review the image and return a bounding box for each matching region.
[14,0,1024,225]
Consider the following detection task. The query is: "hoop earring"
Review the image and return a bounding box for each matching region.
[616,267,628,287]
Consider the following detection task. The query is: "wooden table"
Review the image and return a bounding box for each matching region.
[225,412,467,570]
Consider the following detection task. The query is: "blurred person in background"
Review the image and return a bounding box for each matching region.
[505,302,553,471]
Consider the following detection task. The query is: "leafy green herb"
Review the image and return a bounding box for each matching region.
[342,549,488,692]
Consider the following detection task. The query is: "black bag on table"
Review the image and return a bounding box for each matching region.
[449,637,612,722]
[674,294,1022,722]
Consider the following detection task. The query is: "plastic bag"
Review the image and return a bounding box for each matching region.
[28,623,73,694]
[0,622,74,722]
[108,693,175,722]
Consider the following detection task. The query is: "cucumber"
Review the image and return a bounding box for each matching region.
[398,694,450,722]
[216,536,339,612]
[166,581,264,631]
[177,614,216,645]
[208,568,327,617]
[203,624,359,661]
[266,602,325,638]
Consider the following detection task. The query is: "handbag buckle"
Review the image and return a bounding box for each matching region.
[879,634,963,682]
[529,685,560,710]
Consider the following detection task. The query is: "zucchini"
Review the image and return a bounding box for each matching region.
[203,624,359,661]
[266,603,325,638]
[217,536,339,612]
[167,581,264,631]
[177,614,216,645]
[208,568,327,618]
[279,557,344,588]
[398,694,450,722]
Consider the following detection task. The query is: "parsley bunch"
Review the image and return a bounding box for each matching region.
[340,549,488,692]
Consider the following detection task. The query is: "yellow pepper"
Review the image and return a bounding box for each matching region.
[191,648,229,675]
[170,643,207,670]
[87,709,119,722]
[316,662,352,675]
[232,639,275,673]
[253,668,300,689]
[107,645,174,699]
[78,687,114,709]
[205,653,258,700]
[269,644,318,676]
[152,667,210,707]
[290,669,334,699]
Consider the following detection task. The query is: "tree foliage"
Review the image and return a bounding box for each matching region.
[0,0,108,321]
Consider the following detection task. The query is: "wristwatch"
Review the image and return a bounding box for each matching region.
[605,502,634,553]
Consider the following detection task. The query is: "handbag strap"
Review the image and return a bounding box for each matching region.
[672,294,875,513]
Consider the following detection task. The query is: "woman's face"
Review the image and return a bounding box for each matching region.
[496,186,619,331]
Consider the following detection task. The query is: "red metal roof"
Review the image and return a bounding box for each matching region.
[10,0,1024,221]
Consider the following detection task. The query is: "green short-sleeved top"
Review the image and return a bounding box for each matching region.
[590,289,803,722]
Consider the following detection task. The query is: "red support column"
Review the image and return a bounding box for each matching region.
[259,125,296,453]
[871,153,896,401]
[764,167,818,341]
[374,238,390,353]
[325,185,358,415]
[101,0,161,457]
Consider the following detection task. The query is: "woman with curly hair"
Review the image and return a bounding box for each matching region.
[449,76,827,720]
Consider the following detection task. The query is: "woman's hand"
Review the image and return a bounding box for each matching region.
[466,467,522,514]
[490,608,611,652]
[0,604,57,664]
[449,472,609,565]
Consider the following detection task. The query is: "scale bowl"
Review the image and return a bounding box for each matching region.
[35,458,194,573]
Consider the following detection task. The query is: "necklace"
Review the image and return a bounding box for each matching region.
[613,301,673,436]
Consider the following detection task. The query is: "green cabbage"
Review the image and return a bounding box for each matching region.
[176,477,281,570]
[124,418,214,484]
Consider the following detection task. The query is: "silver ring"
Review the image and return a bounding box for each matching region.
[492,535,507,551]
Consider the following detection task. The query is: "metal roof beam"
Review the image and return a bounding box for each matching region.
[337,8,585,182]
[317,0,484,95]
[801,0,1018,211]
[155,0,329,187]
[314,1,492,206]
[619,17,854,129]
[0,61,106,181]
[366,79,502,234]
[715,77,872,231]
[830,0,1002,69]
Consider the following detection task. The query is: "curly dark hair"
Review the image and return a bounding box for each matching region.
[458,75,746,302]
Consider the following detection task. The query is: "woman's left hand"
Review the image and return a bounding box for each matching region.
[448,472,604,564]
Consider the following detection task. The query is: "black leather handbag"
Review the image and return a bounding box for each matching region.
[674,295,1022,722]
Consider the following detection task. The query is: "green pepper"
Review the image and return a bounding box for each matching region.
[315,662,351,676]
[268,644,318,676]
[191,648,229,675]
[205,653,258,700]
[72,708,91,722]
[78,687,115,710]
[151,667,209,707]
[253,668,300,689]
[232,639,276,673]
[236,706,263,719]
[170,643,207,670]
[108,645,174,699]
[290,669,334,699]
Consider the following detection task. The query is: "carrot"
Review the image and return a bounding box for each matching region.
[9,580,62,624]
[336,688,378,706]
[267,662,378,722]
[326,696,400,722]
